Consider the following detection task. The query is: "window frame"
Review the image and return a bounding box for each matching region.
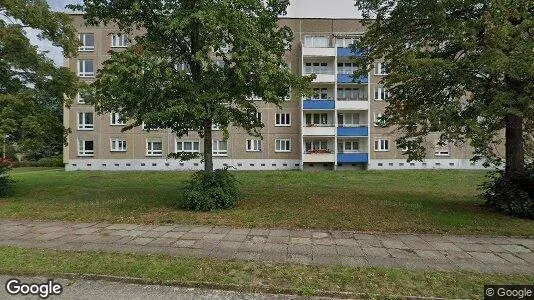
[110,138,127,152]
[146,139,163,156]
[78,33,95,52]
[374,62,388,75]
[275,139,291,152]
[78,139,94,157]
[246,139,262,152]
[77,112,94,130]
[212,140,228,156]
[176,139,200,153]
[110,33,129,48]
[374,138,390,152]
[110,112,126,126]
[77,59,94,78]
[275,113,291,127]
[435,142,451,157]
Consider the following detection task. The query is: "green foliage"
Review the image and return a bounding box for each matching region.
[481,164,534,219]
[72,0,313,170]
[0,0,78,160]
[0,159,14,197]
[12,156,63,168]
[354,0,534,167]
[183,169,239,211]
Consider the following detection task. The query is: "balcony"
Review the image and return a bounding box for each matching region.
[303,149,335,163]
[302,125,336,136]
[337,126,369,137]
[337,47,366,57]
[303,47,336,57]
[303,100,335,110]
[337,74,368,84]
[337,153,369,163]
[336,100,369,110]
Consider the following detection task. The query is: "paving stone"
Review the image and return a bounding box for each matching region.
[35,226,65,234]
[358,239,382,248]
[501,244,531,253]
[192,240,219,250]
[289,230,314,238]
[140,230,167,238]
[174,240,196,248]
[263,243,287,254]
[286,254,312,264]
[161,231,185,239]
[336,245,364,257]
[223,234,247,242]
[240,241,264,252]
[209,227,232,234]
[469,252,509,264]
[516,253,534,264]
[94,235,124,244]
[340,256,368,267]
[441,251,472,261]
[211,250,236,260]
[106,224,139,230]
[498,253,528,264]
[70,223,98,229]
[235,251,263,261]
[35,232,66,241]
[388,248,419,259]
[218,241,242,250]
[129,237,154,246]
[261,251,287,263]
[353,233,377,240]
[401,239,435,250]
[365,257,401,268]
[362,247,390,258]
[313,254,341,265]
[311,232,330,239]
[148,238,177,247]
[312,245,335,256]
[180,233,206,240]
[456,243,490,252]
[228,228,251,235]
[171,225,194,232]
[335,238,359,246]
[288,244,312,255]
[429,241,463,252]
[290,237,311,245]
[381,239,409,249]
[203,233,226,240]
[248,229,270,236]
[414,250,448,260]
[313,238,335,246]
[189,226,213,233]
[73,227,101,235]
[151,226,174,232]
[330,231,355,239]
[249,236,267,243]
[269,229,290,237]
[266,236,289,244]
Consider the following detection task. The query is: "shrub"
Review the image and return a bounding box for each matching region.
[481,163,534,219]
[11,156,63,168]
[183,168,239,211]
[0,159,14,197]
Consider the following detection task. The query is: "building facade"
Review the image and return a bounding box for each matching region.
[64,13,486,171]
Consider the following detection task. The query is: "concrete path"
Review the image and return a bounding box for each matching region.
[0,220,532,274]
[0,275,334,300]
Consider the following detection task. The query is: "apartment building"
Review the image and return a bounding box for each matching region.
[64,1,486,171]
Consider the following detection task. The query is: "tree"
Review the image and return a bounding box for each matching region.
[354,0,534,217]
[72,0,313,172]
[0,0,79,160]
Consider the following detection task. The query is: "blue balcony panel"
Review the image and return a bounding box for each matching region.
[337,126,369,136]
[337,74,368,84]
[303,100,335,110]
[337,47,366,57]
[337,153,369,163]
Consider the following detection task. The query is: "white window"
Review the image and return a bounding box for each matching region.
[146,139,163,156]
[110,138,127,152]
[77,59,94,77]
[305,140,329,153]
[78,33,94,52]
[435,142,451,156]
[111,34,129,48]
[76,92,85,104]
[110,112,126,125]
[212,124,221,131]
[142,122,159,131]
[304,62,329,74]
[304,36,329,48]
[275,139,291,152]
[246,139,262,152]
[374,138,390,152]
[375,62,388,75]
[373,112,383,127]
[77,112,94,130]
[78,139,94,156]
[212,140,228,156]
[374,87,389,100]
[312,88,330,100]
[255,112,262,122]
[248,93,262,101]
[335,36,360,48]
[338,140,360,153]
[337,87,367,101]
[338,113,360,127]
[176,140,200,153]
[305,113,329,126]
[337,62,358,75]
[285,88,291,101]
[275,113,291,126]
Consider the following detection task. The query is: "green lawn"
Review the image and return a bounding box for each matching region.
[2,169,533,236]
[1,246,532,299]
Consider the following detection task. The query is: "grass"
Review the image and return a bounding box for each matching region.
[2,169,533,236]
[1,246,532,299]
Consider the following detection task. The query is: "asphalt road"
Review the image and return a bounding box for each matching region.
[0,275,336,300]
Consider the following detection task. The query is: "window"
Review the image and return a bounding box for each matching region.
[253,111,262,123]
[275,113,291,126]
[212,140,228,156]
[110,112,126,125]
[338,113,360,127]
[305,140,329,153]
[337,62,358,75]
[212,124,221,131]
[374,87,389,100]
[435,142,451,156]
[275,139,291,152]
[375,62,387,75]
[337,87,367,101]
[305,113,329,126]
[335,36,360,48]
[248,93,262,101]
[285,88,291,101]
[304,36,329,48]
[146,139,163,156]
[77,112,94,130]
[77,59,94,77]
[312,88,330,100]
[374,138,390,151]
[246,139,262,152]
[338,140,360,153]
[176,140,200,153]
[142,123,160,131]
[373,112,383,127]
[78,33,94,51]
[76,93,85,104]
[111,34,129,47]
[304,62,329,74]
[78,139,94,156]
[110,139,127,152]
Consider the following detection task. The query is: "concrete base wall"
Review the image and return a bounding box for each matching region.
[367,159,492,170]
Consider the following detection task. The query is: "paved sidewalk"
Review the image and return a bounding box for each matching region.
[0,220,532,274]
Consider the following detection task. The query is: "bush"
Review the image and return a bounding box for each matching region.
[183,168,239,211]
[11,156,63,168]
[0,159,14,197]
[481,163,534,219]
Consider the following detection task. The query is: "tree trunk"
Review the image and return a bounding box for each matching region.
[504,114,525,179]
[203,118,213,171]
